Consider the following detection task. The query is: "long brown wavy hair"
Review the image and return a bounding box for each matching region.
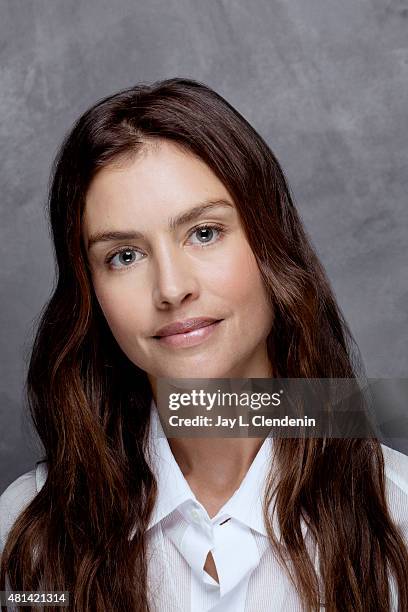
[1,78,407,612]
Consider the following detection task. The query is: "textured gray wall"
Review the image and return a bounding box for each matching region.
[1,0,407,492]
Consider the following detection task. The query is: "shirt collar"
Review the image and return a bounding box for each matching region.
[146,399,196,529]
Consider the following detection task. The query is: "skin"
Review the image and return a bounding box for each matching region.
[82,139,274,581]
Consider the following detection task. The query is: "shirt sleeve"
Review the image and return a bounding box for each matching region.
[381,444,408,611]
[0,469,38,555]
[382,443,408,541]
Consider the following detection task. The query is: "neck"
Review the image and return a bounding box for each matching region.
[151,358,273,517]
[168,435,265,517]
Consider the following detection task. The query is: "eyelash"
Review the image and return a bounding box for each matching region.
[104,223,227,269]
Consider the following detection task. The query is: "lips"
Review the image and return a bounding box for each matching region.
[153,317,222,338]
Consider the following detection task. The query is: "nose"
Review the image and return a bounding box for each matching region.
[152,242,200,309]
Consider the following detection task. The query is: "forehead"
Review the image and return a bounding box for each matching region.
[82,140,234,233]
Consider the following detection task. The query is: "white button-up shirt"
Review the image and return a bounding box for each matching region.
[1,399,408,611]
[144,399,274,611]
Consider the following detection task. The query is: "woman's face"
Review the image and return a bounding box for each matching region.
[82,140,274,387]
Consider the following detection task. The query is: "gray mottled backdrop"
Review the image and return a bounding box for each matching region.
[1,0,407,492]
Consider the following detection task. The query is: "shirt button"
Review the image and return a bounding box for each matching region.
[190,509,201,523]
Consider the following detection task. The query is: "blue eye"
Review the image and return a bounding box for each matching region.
[188,224,225,245]
[107,248,143,269]
[105,223,226,270]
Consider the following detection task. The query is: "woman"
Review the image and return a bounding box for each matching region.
[1,77,407,612]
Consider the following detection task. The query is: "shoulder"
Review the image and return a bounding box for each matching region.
[381,444,408,540]
[0,462,47,553]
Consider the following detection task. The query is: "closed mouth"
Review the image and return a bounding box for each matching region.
[153,318,223,338]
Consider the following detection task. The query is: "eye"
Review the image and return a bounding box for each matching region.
[106,248,144,269]
[105,224,226,270]
[188,224,225,246]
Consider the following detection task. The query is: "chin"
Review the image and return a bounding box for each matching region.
[160,361,230,380]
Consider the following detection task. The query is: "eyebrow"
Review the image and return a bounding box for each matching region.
[86,199,234,251]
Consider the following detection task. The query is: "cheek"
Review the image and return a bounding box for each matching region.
[92,280,147,339]
[213,243,269,310]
